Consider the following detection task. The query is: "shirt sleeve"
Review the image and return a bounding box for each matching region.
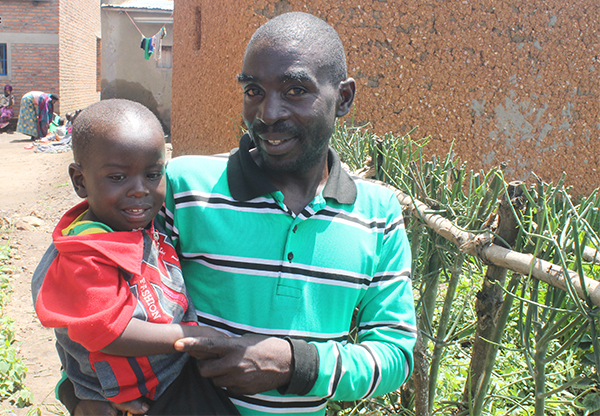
[306,193,417,400]
[35,251,137,352]
[157,167,178,247]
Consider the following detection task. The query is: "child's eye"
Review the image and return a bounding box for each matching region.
[108,174,125,181]
[147,172,164,181]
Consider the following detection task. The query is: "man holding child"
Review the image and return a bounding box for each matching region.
[34,11,417,416]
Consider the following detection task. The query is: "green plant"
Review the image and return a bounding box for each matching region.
[329,123,600,416]
[0,238,32,408]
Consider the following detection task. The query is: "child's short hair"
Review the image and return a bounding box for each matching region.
[72,99,163,165]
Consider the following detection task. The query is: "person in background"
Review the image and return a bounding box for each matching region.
[0,84,14,129]
[16,91,58,140]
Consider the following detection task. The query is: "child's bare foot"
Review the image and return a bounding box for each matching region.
[113,397,151,415]
[73,398,149,415]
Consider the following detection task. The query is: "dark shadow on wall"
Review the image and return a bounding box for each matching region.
[101,79,170,136]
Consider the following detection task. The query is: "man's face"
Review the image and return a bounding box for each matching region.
[73,124,166,231]
[239,42,340,174]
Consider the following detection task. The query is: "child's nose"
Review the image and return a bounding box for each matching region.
[128,178,149,197]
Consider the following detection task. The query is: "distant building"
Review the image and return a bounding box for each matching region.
[0,0,101,117]
[101,0,173,134]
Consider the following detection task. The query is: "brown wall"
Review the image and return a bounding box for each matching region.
[172,0,600,195]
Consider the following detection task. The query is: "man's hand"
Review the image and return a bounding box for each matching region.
[174,334,293,395]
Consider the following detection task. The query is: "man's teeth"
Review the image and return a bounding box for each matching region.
[268,140,283,145]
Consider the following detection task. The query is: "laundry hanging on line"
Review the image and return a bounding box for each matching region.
[140,27,167,60]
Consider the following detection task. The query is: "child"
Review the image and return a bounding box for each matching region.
[40,117,67,143]
[32,99,238,415]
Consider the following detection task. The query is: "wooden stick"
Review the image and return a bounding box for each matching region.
[380,183,600,308]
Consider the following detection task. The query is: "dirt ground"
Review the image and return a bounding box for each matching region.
[1,129,86,415]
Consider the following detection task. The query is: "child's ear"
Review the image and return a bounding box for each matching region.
[68,163,88,199]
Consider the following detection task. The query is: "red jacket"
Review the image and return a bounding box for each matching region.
[35,200,197,403]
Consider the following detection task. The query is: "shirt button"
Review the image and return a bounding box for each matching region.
[287,252,294,262]
[293,225,297,233]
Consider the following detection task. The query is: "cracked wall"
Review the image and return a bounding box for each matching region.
[173,0,600,195]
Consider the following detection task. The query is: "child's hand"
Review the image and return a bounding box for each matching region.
[175,326,229,360]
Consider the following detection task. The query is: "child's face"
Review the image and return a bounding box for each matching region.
[71,124,166,231]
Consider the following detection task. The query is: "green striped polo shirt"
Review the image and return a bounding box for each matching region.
[158,134,417,416]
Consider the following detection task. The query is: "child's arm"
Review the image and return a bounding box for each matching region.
[100,318,225,357]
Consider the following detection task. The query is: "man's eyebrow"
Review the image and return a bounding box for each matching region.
[237,73,254,83]
[281,70,314,84]
[236,70,316,84]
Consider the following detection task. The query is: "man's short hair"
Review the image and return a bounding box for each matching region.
[247,12,347,85]
[72,99,163,164]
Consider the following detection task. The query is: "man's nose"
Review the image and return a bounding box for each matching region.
[256,92,287,125]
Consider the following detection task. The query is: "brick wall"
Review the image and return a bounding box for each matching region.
[172,0,600,196]
[0,1,59,33]
[59,0,101,114]
[1,0,59,112]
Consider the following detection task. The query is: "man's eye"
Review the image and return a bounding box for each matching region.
[244,88,261,97]
[286,87,307,97]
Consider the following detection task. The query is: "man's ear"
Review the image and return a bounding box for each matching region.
[336,78,356,118]
[68,163,88,199]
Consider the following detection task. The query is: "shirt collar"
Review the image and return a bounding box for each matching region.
[227,133,357,204]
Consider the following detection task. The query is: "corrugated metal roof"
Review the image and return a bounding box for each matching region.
[102,0,173,11]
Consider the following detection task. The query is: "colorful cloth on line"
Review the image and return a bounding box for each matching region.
[16,92,54,138]
[140,27,167,60]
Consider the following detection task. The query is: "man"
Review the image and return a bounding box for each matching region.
[165,11,417,415]
[34,11,416,416]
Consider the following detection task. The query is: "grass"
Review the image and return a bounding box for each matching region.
[0,233,32,409]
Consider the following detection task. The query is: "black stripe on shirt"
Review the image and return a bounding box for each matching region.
[358,321,418,335]
[195,314,349,343]
[356,344,380,398]
[174,193,281,211]
[182,254,373,287]
[229,393,327,410]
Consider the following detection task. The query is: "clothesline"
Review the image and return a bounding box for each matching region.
[124,10,172,39]
[124,10,172,61]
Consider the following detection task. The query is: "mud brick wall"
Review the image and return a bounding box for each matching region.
[172,0,600,195]
[58,0,101,115]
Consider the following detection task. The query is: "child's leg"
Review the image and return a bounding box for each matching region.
[73,399,118,416]
[146,358,239,415]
